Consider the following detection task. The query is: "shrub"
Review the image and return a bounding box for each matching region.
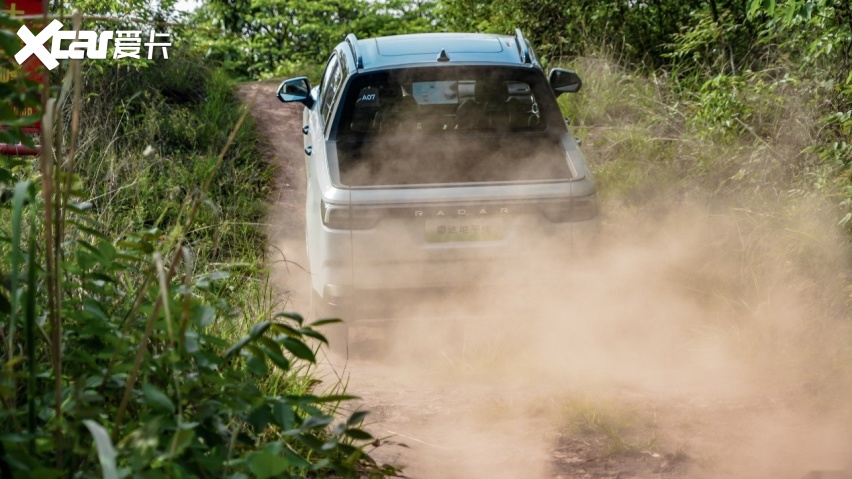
[0,13,390,479]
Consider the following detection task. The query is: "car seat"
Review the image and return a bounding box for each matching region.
[350,86,381,132]
[454,98,487,130]
[377,87,421,133]
[455,81,506,130]
[506,96,538,129]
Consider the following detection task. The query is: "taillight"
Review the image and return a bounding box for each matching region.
[321,200,382,230]
[539,196,599,222]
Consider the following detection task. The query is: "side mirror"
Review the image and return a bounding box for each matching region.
[549,68,582,95]
[277,77,314,107]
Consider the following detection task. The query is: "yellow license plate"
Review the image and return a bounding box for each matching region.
[424,217,504,242]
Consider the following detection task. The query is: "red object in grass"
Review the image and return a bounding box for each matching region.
[1,0,46,156]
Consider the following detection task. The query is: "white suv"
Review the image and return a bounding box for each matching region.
[277,31,598,341]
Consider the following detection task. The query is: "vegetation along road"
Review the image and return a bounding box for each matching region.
[2,0,850,477]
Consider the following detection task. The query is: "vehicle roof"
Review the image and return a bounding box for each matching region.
[350,33,537,70]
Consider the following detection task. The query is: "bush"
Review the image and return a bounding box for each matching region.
[0,13,391,479]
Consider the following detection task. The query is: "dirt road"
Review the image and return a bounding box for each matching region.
[237,81,852,479]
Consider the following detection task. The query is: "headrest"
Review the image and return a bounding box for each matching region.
[354,86,380,109]
[475,81,508,103]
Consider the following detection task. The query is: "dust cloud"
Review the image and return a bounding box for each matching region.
[337,134,572,186]
[321,198,852,479]
[250,84,852,478]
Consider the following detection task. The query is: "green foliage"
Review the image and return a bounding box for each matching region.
[0,10,389,479]
[195,0,439,80]
[560,54,833,216]
[440,0,758,69]
[684,71,791,139]
[744,0,852,223]
[436,0,514,35]
[76,46,270,268]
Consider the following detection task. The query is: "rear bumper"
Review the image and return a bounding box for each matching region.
[315,283,536,321]
[312,217,598,321]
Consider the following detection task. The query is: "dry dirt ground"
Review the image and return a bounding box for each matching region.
[236,81,852,479]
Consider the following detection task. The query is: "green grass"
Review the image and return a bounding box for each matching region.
[73,50,283,345]
[561,395,659,457]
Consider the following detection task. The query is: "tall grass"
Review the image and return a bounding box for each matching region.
[0,17,390,478]
[560,55,839,210]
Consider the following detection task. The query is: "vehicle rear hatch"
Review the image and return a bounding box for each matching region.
[326,135,589,291]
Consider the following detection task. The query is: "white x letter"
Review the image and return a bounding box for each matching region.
[15,20,64,71]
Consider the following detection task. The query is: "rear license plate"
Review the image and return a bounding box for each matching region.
[424,217,504,242]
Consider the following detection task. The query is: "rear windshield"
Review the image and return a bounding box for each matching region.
[337,66,557,137]
[333,66,572,186]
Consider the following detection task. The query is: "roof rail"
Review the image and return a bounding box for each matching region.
[345,33,364,69]
[514,28,532,64]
